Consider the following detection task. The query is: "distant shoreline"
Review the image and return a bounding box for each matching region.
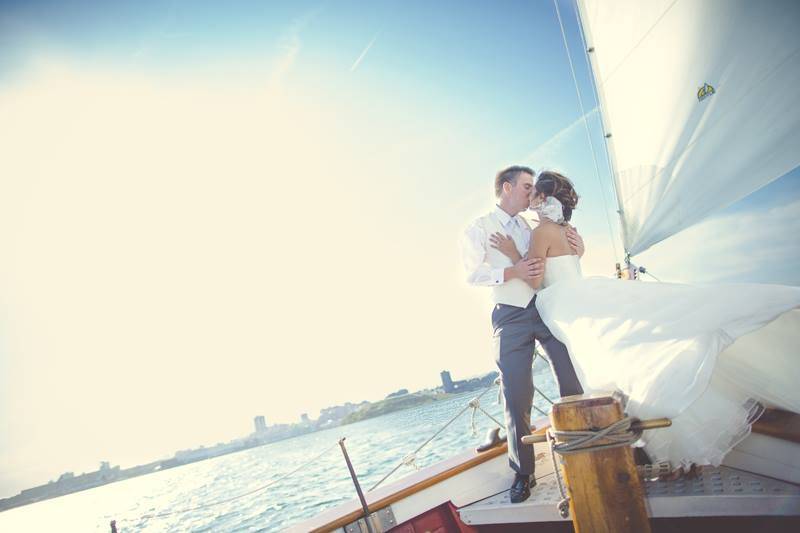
[0,375,501,513]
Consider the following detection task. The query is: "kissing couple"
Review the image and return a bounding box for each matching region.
[462,166,800,504]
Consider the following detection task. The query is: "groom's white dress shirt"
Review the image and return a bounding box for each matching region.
[461,206,537,308]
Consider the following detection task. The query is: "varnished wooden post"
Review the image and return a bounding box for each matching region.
[550,394,651,533]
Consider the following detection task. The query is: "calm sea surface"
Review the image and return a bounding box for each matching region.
[0,371,557,532]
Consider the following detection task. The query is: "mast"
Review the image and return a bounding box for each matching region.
[574,0,630,264]
[572,0,629,264]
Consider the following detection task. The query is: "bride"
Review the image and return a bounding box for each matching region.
[491,170,800,469]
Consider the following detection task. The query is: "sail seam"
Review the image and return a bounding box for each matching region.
[599,0,680,88]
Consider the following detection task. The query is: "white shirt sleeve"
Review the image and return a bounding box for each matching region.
[461,220,505,286]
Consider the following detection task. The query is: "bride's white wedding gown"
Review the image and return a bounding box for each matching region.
[535,254,800,468]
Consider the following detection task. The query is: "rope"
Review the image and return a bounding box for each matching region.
[371,351,562,491]
[127,440,340,522]
[552,0,620,262]
[546,416,643,518]
[368,380,500,492]
[550,416,643,455]
[547,430,571,519]
[469,397,506,435]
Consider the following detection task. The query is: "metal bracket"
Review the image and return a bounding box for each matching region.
[344,506,397,533]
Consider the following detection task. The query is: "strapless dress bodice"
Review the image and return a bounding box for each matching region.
[542,254,583,288]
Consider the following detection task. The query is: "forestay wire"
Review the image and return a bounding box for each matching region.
[552,0,620,262]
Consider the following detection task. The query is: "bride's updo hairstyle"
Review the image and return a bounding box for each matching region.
[535,171,579,222]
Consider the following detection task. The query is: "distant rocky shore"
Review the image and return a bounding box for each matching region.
[341,372,499,425]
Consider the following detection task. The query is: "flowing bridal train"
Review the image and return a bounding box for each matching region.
[535,253,800,468]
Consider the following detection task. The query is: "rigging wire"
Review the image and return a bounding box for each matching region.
[552,0,620,262]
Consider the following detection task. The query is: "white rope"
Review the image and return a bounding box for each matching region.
[550,416,643,455]
[552,0,620,262]
[546,416,643,518]
[547,430,571,519]
[469,396,506,436]
[368,380,500,491]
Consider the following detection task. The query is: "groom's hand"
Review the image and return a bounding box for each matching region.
[566,226,585,257]
[507,257,544,281]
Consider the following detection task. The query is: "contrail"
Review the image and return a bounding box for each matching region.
[524,107,598,168]
[350,34,378,72]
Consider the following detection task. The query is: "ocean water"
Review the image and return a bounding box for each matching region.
[0,371,558,532]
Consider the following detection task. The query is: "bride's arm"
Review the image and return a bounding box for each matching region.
[526,225,553,289]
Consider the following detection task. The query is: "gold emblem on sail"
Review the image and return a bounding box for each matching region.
[697,83,715,102]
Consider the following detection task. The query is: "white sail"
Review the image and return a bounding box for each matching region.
[577,0,800,256]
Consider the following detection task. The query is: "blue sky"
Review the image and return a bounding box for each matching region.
[0,0,797,497]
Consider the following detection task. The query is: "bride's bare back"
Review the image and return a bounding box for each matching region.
[530,220,576,259]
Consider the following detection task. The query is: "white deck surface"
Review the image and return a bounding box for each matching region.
[459,465,800,525]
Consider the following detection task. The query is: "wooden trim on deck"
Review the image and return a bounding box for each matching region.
[752,408,800,444]
[308,424,550,532]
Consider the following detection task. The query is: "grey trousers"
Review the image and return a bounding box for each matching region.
[492,296,583,476]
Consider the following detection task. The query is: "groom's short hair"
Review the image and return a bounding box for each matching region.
[495,166,535,197]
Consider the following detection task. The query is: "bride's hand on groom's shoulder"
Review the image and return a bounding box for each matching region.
[565,226,585,257]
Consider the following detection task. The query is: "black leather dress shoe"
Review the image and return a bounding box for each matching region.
[509,474,535,503]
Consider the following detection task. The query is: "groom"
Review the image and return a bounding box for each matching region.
[461,165,584,503]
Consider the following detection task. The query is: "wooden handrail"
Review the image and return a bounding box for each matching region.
[305,424,550,532]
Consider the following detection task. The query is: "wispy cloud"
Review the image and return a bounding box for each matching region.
[268,33,300,86]
[524,107,598,171]
[350,34,378,72]
[267,8,323,88]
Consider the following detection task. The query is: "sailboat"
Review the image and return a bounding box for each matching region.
[291,0,800,530]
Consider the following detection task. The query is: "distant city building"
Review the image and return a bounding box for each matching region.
[254,415,267,433]
[441,370,455,393]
